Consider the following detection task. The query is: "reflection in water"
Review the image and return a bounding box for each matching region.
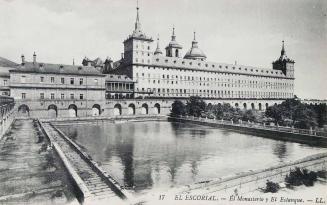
[273,141,289,162]
[57,121,326,195]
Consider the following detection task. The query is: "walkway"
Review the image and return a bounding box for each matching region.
[0,119,77,204]
[41,122,128,204]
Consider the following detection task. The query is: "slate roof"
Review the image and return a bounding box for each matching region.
[11,62,105,76]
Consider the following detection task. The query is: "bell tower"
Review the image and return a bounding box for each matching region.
[165,27,183,58]
[123,2,153,65]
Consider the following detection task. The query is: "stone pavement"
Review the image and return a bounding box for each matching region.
[0,119,78,205]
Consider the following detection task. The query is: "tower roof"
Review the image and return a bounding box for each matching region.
[275,40,294,63]
[125,1,152,42]
[184,32,206,60]
[166,27,183,49]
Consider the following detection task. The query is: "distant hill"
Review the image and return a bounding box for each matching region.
[0,56,18,68]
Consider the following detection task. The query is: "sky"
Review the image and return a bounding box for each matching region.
[0,0,326,99]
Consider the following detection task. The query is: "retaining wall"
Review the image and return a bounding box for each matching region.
[37,121,92,204]
[170,117,327,147]
[177,153,327,196]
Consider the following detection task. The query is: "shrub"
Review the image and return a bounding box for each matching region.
[285,167,318,187]
[263,180,280,193]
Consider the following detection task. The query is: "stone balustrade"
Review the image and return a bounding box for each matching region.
[0,95,15,138]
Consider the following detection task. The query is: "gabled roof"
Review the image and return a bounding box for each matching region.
[11,62,105,76]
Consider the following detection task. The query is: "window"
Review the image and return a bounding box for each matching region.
[40,77,44,83]
[21,76,26,83]
[50,93,55,99]
[80,78,84,85]
[70,78,74,85]
[70,94,74,99]
[61,78,65,84]
[80,94,84,100]
[94,79,98,85]
[40,93,44,99]
[61,93,65,99]
[50,77,55,83]
[21,93,26,99]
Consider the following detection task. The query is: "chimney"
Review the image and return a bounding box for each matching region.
[33,52,36,64]
[21,54,25,65]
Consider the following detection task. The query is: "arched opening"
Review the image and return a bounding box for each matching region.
[251,103,255,110]
[265,103,269,110]
[141,103,148,115]
[258,103,262,111]
[128,104,135,115]
[68,104,77,117]
[243,103,247,110]
[154,103,160,114]
[92,104,101,116]
[18,104,30,117]
[114,104,122,116]
[235,103,239,109]
[48,104,57,118]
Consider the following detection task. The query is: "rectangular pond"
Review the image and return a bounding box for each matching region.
[55,120,326,195]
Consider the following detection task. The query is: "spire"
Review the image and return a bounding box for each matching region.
[134,0,141,31]
[171,26,176,41]
[281,40,285,56]
[192,31,198,48]
[154,34,163,55]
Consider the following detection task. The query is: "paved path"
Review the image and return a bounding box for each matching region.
[0,119,77,205]
[41,123,126,204]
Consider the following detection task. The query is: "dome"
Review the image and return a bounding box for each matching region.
[166,27,183,49]
[167,40,183,49]
[184,32,206,60]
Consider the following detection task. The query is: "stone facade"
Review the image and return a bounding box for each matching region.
[111,6,295,101]
[10,54,106,118]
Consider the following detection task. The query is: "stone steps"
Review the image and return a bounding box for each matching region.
[42,123,124,203]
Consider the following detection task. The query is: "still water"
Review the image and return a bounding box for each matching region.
[56,121,326,195]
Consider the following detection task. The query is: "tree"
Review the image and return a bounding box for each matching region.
[186,96,206,117]
[293,105,318,129]
[314,104,327,128]
[265,105,283,124]
[242,110,259,122]
[171,100,186,116]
